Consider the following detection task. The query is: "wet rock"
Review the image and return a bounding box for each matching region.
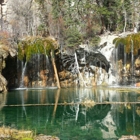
[76,48,110,72]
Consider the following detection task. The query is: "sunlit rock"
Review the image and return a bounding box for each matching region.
[135,56,140,68]
[135,82,140,87]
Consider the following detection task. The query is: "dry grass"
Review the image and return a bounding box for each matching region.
[0,126,33,140]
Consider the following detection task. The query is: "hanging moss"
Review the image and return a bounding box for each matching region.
[18,36,58,61]
[113,33,140,55]
[125,35,131,53]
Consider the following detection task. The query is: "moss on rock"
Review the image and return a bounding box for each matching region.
[18,36,58,61]
[113,33,140,55]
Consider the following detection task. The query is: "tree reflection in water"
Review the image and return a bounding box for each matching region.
[0,88,140,139]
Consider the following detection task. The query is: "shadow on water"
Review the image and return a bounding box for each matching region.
[0,87,140,139]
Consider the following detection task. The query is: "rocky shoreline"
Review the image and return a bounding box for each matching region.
[0,127,60,140]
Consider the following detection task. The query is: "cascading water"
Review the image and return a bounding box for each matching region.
[14,32,140,88]
[74,52,87,87]
[115,47,119,85]
[46,55,50,67]
[20,62,27,88]
[99,33,140,87]
[131,39,135,85]
[124,48,127,68]
[17,53,55,88]
[37,54,40,85]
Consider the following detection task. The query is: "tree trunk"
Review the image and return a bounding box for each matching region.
[123,9,127,32]
[51,50,61,88]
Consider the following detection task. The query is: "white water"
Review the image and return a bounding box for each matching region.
[74,53,87,87]
[46,55,50,66]
[20,62,27,88]
[131,39,134,85]
[37,54,40,82]
[99,34,118,85]
[99,32,136,86]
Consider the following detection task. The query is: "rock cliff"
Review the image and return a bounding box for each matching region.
[0,44,16,92]
[0,0,41,92]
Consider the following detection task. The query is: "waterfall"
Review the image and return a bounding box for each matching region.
[122,47,127,85]
[46,54,51,76]
[20,62,27,88]
[37,54,40,82]
[17,59,22,86]
[43,45,50,69]
[46,55,50,66]
[124,50,127,68]
[74,52,87,87]
[115,48,118,85]
[131,39,134,85]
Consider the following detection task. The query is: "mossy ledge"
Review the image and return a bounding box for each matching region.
[113,33,140,55]
[18,36,58,61]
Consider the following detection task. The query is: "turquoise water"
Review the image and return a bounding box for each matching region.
[0,87,140,140]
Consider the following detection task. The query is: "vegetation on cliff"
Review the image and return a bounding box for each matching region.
[1,0,140,50]
[18,36,58,61]
[113,33,140,55]
[34,0,140,49]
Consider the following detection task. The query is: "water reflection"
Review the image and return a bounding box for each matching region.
[0,88,140,139]
[0,92,7,110]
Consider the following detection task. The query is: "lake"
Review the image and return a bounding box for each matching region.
[0,87,140,140]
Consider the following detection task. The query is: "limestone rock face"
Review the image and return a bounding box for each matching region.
[0,48,8,92]
[0,46,16,92]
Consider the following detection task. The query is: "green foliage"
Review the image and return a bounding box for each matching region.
[90,36,101,46]
[113,33,140,54]
[65,27,82,48]
[97,7,112,17]
[34,0,45,5]
[36,0,140,51]
[18,36,58,61]
[37,24,45,31]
